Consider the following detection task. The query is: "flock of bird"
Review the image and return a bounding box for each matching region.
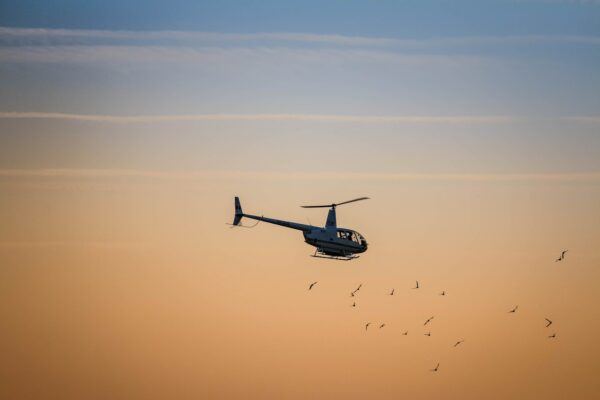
[307,250,568,372]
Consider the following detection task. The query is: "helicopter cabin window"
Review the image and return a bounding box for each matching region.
[337,231,349,240]
[337,230,358,242]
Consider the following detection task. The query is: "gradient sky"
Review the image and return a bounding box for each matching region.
[1,1,599,399]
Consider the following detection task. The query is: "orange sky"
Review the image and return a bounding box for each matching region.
[1,172,599,399]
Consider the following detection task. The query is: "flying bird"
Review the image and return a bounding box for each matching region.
[365,322,371,331]
[308,281,318,290]
[413,281,419,289]
[431,363,440,372]
[350,291,355,297]
[424,316,434,326]
[508,305,518,313]
[548,333,556,338]
[424,332,431,337]
[402,331,408,336]
[545,318,553,328]
[440,291,446,296]
[352,302,356,307]
[389,289,395,296]
[380,324,386,329]
[555,250,568,262]
[454,340,465,347]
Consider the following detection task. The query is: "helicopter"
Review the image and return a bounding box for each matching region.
[231,196,369,260]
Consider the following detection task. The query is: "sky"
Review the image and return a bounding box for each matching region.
[1,1,599,399]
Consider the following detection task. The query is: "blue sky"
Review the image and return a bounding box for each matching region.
[1,0,599,115]
[2,1,600,36]
[0,0,599,175]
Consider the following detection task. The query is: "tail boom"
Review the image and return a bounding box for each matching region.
[232,196,313,231]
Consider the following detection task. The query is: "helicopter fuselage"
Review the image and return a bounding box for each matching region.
[232,197,368,259]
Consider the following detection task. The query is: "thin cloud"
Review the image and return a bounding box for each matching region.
[1,168,599,182]
[0,111,513,124]
[0,45,486,68]
[3,112,599,125]
[0,240,148,249]
[1,27,599,47]
[3,27,596,69]
[0,28,399,47]
[0,111,600,125]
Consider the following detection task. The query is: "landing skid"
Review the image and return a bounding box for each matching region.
[311,249,359,261]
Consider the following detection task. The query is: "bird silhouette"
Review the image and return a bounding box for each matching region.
[431,363,439,372]
[424,316,434,326]
[365,322,371,331]
[508,305,518,313]
[424,332,431,336]
[440,291,446,296]
[555,250,568,262]
[548,333,556,338]
[352,302,356,307]
[545,318,553,328]
[379,324,386,329]
[309,281,318,290]
[402,331,408,336]
[389,289,395,296]
[454,340,465,347]
[413,281,419,289]
[350,291,355,297]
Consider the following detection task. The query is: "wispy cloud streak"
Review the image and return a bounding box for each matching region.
[0,45,485,67]
[0,111,513,124]
[1,27,599,47]
[2,27,597,69]
[0,240,148,249]
[2,111,600,124]
[1,168,599,182]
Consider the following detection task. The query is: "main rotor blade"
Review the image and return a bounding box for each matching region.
[336,197,370,206]
[301,197,370,208]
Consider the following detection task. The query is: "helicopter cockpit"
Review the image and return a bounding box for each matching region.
[337,229,368,248]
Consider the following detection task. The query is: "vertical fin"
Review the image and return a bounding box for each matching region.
[233,196,243,225]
